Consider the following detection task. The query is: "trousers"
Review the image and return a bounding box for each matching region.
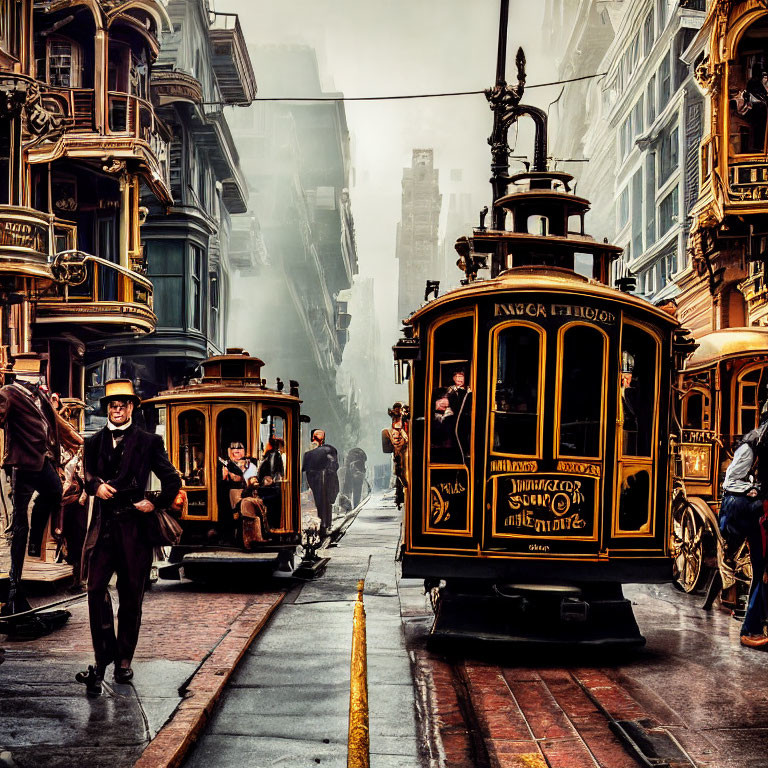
[9,458,62,593]
[720,493,767,636]
[86,512,152,669]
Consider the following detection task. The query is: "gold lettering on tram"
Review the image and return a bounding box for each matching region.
[555,460,601,477]
[489,459,538,473]
[494,303,616,325]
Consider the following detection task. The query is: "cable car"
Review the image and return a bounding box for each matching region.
[671,329,768,597]
[142,349,303,578]
[392,46,692,644]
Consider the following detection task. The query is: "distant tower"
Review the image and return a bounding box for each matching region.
[396,149,442,320]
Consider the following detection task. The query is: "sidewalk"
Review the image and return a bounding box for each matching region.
[181,491,423,768]
[0,580,284,768]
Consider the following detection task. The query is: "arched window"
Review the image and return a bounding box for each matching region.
[737,365,768,435]
[178,409,206,487]
[682,388,711,430]
[492,324,542,456]
[729,17,768,154]
[558,325,606,458]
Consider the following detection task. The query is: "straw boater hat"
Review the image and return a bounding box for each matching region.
[99,378,141,408]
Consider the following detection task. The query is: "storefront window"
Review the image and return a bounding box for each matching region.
[493,325,541,456]
[559,325,604,457]
[729,18,768,154]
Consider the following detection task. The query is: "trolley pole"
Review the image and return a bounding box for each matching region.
[347,578,370,768]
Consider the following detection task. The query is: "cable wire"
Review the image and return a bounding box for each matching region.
[200,71,607,106]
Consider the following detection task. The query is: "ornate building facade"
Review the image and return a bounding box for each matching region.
[548,0,706,306]
[0,0,174,427]
[83,0,254,430]
[674,0,768,336]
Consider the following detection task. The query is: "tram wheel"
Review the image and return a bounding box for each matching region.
[673,505,710,593]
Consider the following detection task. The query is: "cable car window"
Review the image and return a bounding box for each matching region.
[178,409,205,486]
[738,366,768,435]
[429,315,473,465]
[559,325,605,457]
[618,467,652,532]
[620,325,657,457]
[493,325,541,456]
[683,389,711,430]
[573,252,594,279]
[259,408,286,482]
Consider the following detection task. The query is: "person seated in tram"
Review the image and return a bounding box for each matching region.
[431,388,460,464]
[258,437,284,484]
[217,440,256,543]
[239,477,271,547]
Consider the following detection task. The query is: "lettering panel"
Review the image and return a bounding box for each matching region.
[426,466,470,535]
[493,473,598,540]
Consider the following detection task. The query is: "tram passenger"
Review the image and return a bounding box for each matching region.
[77,378,181,695]
[431,388,459,464]
[240,479,271,547]
[720,411,768,649]
[446,366,472,463]
[217,441,254,542]
[258,437,284,483]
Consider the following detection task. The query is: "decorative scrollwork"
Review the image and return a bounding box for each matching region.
[51,251,89,286]
[102,158,127,174]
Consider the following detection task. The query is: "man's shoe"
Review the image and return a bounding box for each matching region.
[740,634,768,649]
[114,666,133,684]
[75,665,103,696]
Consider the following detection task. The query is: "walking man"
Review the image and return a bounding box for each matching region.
[0,353,82,624]
[302,429,339,537]
[76,379,180,695]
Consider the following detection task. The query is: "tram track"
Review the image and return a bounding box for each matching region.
[412,647,699,768]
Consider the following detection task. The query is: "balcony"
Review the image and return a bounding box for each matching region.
[0,206,76,282]
[208,13,257,105]
[28,87,172,204]
[35,251,156,336]
[151,70,203,107]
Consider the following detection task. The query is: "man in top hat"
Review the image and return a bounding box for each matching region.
[76,378,180,696]
[0,353,83,620]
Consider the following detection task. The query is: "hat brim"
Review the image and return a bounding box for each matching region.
[99,394,141,409]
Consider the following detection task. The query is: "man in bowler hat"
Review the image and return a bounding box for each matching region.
[0,353,82,622]
[76,379,180,695]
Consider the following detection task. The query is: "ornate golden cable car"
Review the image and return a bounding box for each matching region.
[392,41,691,644]
[142,349,303,577]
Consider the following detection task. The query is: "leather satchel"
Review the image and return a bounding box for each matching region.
[146,508,183,547]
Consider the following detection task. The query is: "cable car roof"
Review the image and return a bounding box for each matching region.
[684,327,768,369]
[404,266,679,326]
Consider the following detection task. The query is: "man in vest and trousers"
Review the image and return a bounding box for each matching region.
[720,402,768,649]
[0,353,82,632]
[76,379,180,696]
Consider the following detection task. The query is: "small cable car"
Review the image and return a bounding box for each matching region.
[392,43,692,644]
[142,349,303,577]
[672,329,768,596]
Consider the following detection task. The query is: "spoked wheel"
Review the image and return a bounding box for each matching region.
[673,504,709,593]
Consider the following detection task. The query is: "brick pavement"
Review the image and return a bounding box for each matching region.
[0,580,284,768]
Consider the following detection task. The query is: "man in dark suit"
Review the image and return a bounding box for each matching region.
[0,353,82,619]
[302,429,339,536]
[76,379,180,696]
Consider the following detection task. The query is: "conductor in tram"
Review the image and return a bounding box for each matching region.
[76,379,181,696]
[720,404,768,649]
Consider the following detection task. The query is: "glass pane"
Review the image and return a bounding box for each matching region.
[573,252,593,279]
[146,240,184,274]
[743,384,757,407]
[493,326,540,455]
[684,392,703,429]
[430,316,473,465]
[178,410,206,486]
[258,408,286,530]
[153,276,183,328]
[621,324,657,457]
[618,467,651,531]
[559,326,604,457]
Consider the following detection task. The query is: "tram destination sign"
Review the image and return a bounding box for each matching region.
[495,474,596,538]
[494,302,616,325]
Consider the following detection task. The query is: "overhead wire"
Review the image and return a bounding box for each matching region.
[200,71,607,106]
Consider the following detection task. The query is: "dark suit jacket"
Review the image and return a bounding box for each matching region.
[82,424,181,577]
[0,384,82,471]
